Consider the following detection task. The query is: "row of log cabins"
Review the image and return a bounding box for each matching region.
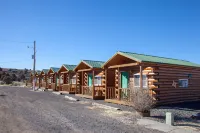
[31,51,200,105]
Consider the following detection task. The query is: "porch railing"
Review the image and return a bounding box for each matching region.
[62,84,76,92]
[70,84,76,92]
[106,86,115,99]
[119,88,131,101]
[63,84,70,92]
[76,84,81,94]
[48,83,51,89]
[94,86,104,96]
[51,83,56,90]
[82,86,93,96]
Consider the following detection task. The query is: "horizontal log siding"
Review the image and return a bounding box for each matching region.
[152,66,200,104]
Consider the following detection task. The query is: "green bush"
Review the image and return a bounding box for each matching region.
[12,82,24,86]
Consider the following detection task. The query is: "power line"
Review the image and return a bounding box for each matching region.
[0,40,33,44]
[0,60,31,64]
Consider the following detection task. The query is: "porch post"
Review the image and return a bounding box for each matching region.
[105,69,107,99]
[140,65,143,89]
[118,67,121,100]
[92,70,95,99]
[82,71,83,94]
[75,72,77,94]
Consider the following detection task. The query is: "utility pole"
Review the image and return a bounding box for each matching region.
[33,41,36,91]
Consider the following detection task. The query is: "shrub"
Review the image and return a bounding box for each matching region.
[12,81,24,86]
[2,76,12,84]
[130,89,156,113]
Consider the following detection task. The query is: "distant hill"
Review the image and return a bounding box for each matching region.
[0,67,32,84]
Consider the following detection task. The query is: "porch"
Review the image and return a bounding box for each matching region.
[105,87,131,105]
[75,85,105,100]
[60,84,76,94]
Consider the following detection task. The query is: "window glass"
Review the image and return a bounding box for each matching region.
[134,75,140,87]
[60,76,63,84]
[71,77,76,84]
[179,79,188,88]
[143,75,147,88]
[134,74,148,88]
[94,76,102,86]
[48,78,51,83]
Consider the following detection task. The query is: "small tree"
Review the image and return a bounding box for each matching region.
[3,75,12,84]
[130,89,156,116]
[11,73,17,81]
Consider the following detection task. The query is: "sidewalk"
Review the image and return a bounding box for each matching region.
[137,119,199,133]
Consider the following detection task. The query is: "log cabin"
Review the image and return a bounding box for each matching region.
[40,69,49,89]
[35,71,41,88]
[102,51,200,105]
[74,60,106,100]
[47,67,60,91]
[58,64,77,94]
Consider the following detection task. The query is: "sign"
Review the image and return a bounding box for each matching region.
[172,80,177,88]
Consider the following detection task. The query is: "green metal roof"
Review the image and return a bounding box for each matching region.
[42,69,49,74]
[36,70,41,74]
[83,60,105,68]
[118,51,200,67]
[63,64,76,71]
[50,67,60,73]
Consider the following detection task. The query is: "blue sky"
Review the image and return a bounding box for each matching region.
[0,0,200,70]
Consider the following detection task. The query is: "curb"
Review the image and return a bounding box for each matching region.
[38,89,45,92]
[64,95,79,101]
[52,92,61,95]
[92,102,121,111]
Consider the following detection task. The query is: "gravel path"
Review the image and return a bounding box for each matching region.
[150,102,200,132]
[0,86,162,133]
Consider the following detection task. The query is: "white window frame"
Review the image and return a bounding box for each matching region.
[179,79,188,88]
[133,74,148,88]
[60,76,63,84]
[94,76,102,86]
[70,77,76,84]
[48,78,51,83]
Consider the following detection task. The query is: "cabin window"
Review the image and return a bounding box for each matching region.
[179,79,188,88]
[94,76,102,86]
[134,74,148,88]
[48,78,51,83]
[70,77,76,84]
[60,76,63,84]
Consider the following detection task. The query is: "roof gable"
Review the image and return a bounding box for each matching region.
[49,67,59,73]
[74,60,105,71]
[63,64,76,71]
[83,60,105,68]
[42,69,49,74]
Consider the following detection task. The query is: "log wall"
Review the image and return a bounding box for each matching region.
[149,65,200,105]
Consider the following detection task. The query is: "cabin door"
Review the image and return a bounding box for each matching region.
[121,72,129,99]
[88,74,93,87]
[121,72,128,88]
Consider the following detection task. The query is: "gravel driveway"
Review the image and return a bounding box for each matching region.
[0,86,162,133]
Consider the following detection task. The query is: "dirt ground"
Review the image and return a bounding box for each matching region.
[0,86,163,133]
